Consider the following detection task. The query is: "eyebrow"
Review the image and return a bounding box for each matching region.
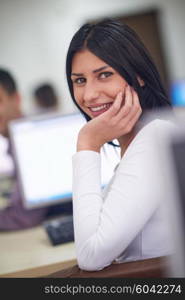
[71,65,109,76]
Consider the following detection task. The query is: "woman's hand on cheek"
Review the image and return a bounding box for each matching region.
[77,86,142,152]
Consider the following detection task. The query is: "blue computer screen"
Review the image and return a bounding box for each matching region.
[171,80,185,106]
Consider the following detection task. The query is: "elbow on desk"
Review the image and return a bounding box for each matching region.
[76,244,112,271]
[77,257,109,272]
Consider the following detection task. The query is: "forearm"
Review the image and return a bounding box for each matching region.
[72,150,102,237]
[73,150,109,270]
[72,150,128,271]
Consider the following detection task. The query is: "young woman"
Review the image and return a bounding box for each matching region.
[66,19,173,271]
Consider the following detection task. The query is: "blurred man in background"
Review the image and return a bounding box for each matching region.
[0,68,49,230]
[33,83,59,114]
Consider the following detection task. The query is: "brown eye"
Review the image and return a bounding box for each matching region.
[99,72,113,79]
[73,77,86,84]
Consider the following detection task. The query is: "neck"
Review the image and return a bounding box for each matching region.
[117,129,136,158]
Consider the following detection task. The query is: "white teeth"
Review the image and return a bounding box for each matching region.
[90,104,109,112]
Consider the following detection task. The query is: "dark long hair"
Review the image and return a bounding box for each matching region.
[66,18,171,122]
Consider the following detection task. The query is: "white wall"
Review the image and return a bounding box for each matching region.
[0,0,184,114]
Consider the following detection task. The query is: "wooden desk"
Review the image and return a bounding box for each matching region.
[0,225,76,277]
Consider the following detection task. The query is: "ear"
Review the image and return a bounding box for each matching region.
[13,92,21,106]
[137,76,145,87]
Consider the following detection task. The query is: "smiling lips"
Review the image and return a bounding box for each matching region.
[88,102,112,117]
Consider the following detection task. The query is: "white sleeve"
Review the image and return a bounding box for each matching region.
[72,129,163,271]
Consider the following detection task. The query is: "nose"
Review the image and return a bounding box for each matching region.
[83,81,100,104]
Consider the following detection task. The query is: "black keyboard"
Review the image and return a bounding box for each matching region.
[43,215,74,246]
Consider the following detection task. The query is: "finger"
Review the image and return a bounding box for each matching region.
[113,91,124,110]
[103,91,123,118]
[124,107,142,134]
[122,90,142,127]
[120,86,141,119]
[132,88,140,108]
[130,88,142,118]
[116,87,141,127]
[114,85,133,121]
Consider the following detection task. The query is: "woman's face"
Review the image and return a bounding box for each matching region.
[71,49,127,118]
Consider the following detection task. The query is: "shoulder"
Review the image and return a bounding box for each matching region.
[132,118,175,147]
[123,118,175,161]
[137,118,175,138]
[117,119,174,185]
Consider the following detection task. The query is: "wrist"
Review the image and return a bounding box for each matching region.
[77,133,101,152]
[77,140,101,152]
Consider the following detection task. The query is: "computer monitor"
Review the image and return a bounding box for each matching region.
[8,112,120,209]
[171,79,185,107]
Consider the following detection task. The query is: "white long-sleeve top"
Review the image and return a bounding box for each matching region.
[72,119,174,271]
